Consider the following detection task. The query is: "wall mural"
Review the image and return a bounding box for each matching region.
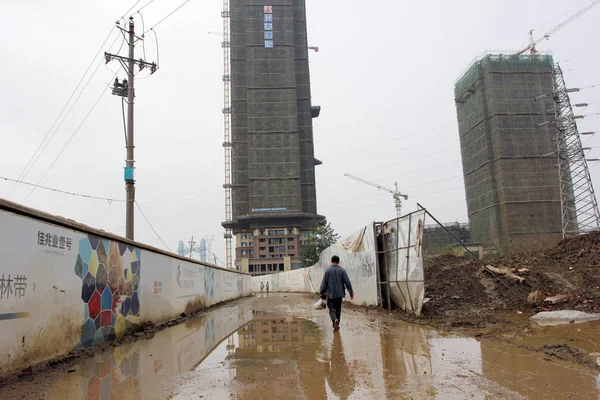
[204,267,214,302]
[75,235,141,348]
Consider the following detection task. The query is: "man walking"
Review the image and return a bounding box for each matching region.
[319,255,354,331]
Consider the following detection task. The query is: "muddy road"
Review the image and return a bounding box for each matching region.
[1,293,599,399]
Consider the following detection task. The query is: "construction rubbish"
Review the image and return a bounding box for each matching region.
[530,310,600,326]
[545,294,570,305]
[483,265,526,284]
[527,290,544,305]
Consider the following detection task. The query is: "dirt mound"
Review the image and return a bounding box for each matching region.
[421,232,600,323]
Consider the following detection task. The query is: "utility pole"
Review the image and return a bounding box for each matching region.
[188,236,196,259]
[106,17,157,240]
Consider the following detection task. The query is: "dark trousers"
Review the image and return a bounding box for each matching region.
[327,298,343,325]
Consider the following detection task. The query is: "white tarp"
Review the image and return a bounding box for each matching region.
[383,210,426,316]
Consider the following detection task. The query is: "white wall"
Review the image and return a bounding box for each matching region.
[0,201,250,374]
[251,210,427,314]
[252,224,380,306]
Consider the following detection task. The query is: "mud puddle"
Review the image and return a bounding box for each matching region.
[1,294,599,399]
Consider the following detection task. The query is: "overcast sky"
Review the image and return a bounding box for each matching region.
[1,0,599,264]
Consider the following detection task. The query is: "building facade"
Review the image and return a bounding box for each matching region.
[224,0,323,271]
[454,54,564,254]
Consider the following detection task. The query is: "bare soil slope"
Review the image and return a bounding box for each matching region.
[420,232,600,327]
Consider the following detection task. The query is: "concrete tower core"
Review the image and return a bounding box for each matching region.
[223,1,323,273]
[454,54,568,254]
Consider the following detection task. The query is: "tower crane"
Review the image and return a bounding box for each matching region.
[344,174,408,218]
[516,0,600,55]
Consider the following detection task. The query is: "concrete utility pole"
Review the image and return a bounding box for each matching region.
[188,236,196,259]
[106,17,157,240]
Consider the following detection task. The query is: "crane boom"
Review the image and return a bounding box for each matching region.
[344,173,395,194]
[344,173,408,217]
[516,0,600,55]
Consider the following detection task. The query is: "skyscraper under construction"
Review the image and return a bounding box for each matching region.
[454,54,564,254]
[223,1,323,273]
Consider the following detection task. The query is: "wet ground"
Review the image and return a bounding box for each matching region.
[1,293,599,399]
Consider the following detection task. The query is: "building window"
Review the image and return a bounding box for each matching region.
[261,264,266,271]
[289,254,294,257]
[288,245,295,250]
[302,231,309,238]
[259,238,266,243]
[241,234,248,240]
[279,229,285,235]
[269,246,275,253]
[279,246,285,253]
[250,249,254,255]
[268,230,274,235]
[259,247,266,251]
[249,265,254,272]
[279,264,284,271]
[241,250,247,256]
[260,255,266,259]
[288,237,294,242]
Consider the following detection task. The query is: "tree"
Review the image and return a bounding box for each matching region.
[301,220,340,267]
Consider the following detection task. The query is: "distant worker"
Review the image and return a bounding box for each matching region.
[266,282,269,294]
[260,282,264,293]
[319,255,354,331]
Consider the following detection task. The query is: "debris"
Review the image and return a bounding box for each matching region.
[531,310,600,326]
[527,290,543,305]
[483,265,526,284]
[517,268,530,274]
[516,310,523,314]
[544,294,569,305]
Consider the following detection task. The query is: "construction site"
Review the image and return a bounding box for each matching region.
[2,0,600,398]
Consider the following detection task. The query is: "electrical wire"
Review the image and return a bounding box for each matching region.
[322,123,453,161]
[121,0,144,19]
[143,0,193,35]
[318,147,457,184]
[137,11,147,60]
[138,0,158,13]
[5,27,118,199]
[0,176,124,203]
[135,201,172,251]
[22,70,121,203]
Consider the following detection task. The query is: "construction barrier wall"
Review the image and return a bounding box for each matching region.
[251,210,427,315]
[0,199,251,374]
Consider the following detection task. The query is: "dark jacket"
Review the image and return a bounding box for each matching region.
[319,265,353,299]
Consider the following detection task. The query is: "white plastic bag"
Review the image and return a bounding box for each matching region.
[313,298,327,310]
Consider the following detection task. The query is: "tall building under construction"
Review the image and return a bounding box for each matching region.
[454,54,564,253]
[223,1,323,273]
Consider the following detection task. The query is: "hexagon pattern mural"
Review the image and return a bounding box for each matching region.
[81,348,141,400]
[75,235,141,348]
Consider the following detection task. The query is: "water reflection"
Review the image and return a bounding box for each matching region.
[1,295,599,400]
[325,334,356,400]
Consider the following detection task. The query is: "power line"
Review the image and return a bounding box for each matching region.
[322,123,453,161]
[19,38,120,193]
[318,147,457,184]
[137,0,158,13]
[135,201,172,252]
[143,0,193,35]
[327,186,465,217]
[0,176,125,203]
[22,70,120,203]
[121,0,145,19]
[6,27,119,199]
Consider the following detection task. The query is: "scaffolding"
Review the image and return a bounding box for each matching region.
[552,65,600,236]
[222,0,233,269]
[454,54,563,253]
